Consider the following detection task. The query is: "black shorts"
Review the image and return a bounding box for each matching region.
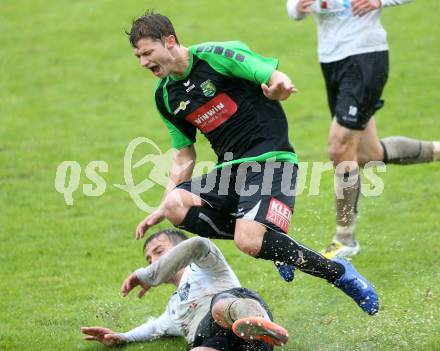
[190,287,274,351]
[321,51,389,130]
[176,161,298,233]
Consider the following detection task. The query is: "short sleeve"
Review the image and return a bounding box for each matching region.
[192,41,279,84]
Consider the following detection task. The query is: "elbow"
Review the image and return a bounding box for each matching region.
[190,237,212,257]
[192,236,211,249]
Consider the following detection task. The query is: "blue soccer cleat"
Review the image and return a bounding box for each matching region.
[274,261,295,282]
[332,258,379,315]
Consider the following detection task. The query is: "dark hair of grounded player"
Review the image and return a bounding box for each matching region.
[143,229,188,253]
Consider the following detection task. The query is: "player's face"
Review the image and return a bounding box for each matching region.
[144,234,175,264]
[134,37,176,79]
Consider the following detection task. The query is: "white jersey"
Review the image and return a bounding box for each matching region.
[287,0,412,63]
[118,237,240,344]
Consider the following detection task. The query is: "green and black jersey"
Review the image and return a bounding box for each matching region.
[155,41,298,167]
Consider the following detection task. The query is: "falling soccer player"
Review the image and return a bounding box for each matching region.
[130,11,379,315]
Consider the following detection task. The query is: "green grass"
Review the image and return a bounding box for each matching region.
[1,0,439,350]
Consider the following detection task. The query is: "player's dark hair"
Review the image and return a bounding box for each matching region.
[127,11,179,47]
[143,229,188,253]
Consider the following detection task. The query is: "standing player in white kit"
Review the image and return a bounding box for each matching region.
[287,0,440,259]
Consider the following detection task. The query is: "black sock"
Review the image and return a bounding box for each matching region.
[256,231,344,282]
[177,206,235,240]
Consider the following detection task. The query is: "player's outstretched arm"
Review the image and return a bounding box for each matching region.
[379,0,412,6]
[119,240,210,308]
[80,327,124,346]
[351,0,381,16]
[82,316,178,344]
[135,237,214,287]
[351,0,411,16]
[287,0,316,19]
[121,272,151,298]
[261,70,298,101]
[135,145,196,239]
[135,209,166,240]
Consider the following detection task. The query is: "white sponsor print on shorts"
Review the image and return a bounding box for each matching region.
[265,198,292,233]
[348,105,358,116]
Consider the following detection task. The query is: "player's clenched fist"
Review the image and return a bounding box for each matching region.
[262,70,298,101]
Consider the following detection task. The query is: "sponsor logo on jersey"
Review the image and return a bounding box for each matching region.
[200,79,216,97]
[173,100,191,115]
[265,198,292,233]
[178,282,191,301]
[183,79,195,93]
[184,93,237,133]
[318,0,351,17]
[319,0,350,9]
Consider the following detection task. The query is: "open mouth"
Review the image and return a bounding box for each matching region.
[149,65,160,75]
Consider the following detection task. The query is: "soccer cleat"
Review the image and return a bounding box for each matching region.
[320,239,360,259]
[232,317,289,346]
[274,261,295,282]
[332,258,379,315]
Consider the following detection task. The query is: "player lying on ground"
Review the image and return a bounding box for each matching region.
[128,11,379,315]
[81,229,289,350]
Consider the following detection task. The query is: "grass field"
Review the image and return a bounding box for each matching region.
[1,0,439,350]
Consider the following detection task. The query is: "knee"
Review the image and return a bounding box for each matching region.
[162,189,191,225]
[329,138,361,167]
[328,139,350,164]
[234,230,262,257]
[328,142,339,164]
[209,297,236,329]
[211,300,226,325]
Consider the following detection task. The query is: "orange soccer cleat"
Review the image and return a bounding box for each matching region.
[232,317,289,346]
